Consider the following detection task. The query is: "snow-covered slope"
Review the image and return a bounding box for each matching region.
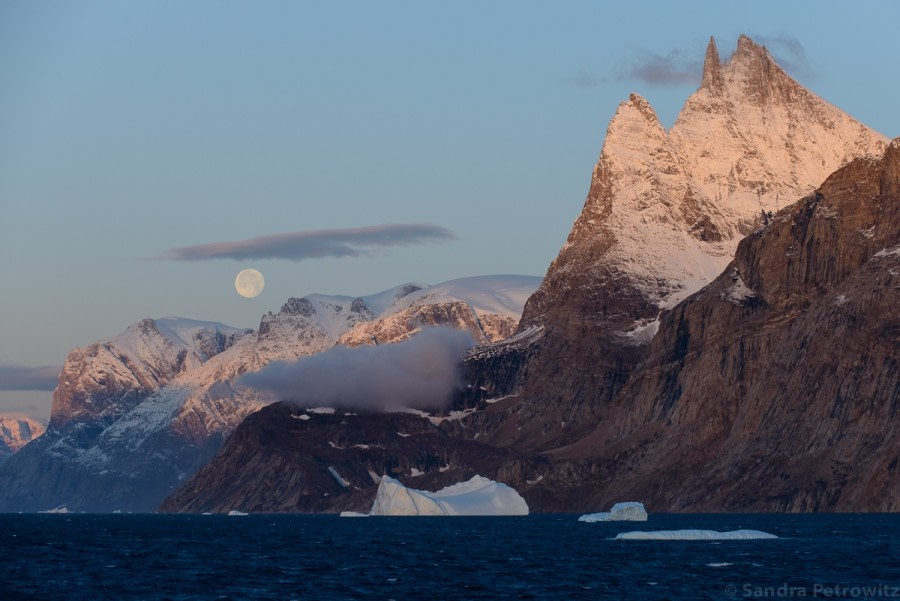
[369,475,529,516]
[0,275,540,512]
[50,317,250,428]
[338,275,541,347]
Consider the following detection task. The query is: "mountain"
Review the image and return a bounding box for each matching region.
[160,35,896,514]
[0,276,539,512]
[168,137,899,515]
[537,138,900,512]
[466,35,887,449]
[0,416,45,463]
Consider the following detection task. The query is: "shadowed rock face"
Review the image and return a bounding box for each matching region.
[160,402,530,514]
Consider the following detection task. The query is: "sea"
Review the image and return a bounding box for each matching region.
[1,513,897,600]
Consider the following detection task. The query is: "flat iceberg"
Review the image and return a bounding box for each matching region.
[578,502,648,522]
[369,475,529,516]
[227,510,249,516]
[615,529,777,541]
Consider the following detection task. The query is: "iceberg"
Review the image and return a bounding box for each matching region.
[369,475,529,516]
[578,502,648,522]
[615,529,777,541]
[227,510,249,516]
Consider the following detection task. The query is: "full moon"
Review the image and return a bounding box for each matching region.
[235,268,265,298]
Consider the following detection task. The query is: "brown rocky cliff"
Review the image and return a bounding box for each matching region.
[549,139,900,512]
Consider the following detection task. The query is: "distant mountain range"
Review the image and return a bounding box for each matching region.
[0,416,44,464]
[3,35,896,514]
[0,276,540,512]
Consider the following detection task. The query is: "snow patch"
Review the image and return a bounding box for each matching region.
[328,466,350,488]
[720,276,757,305]
[617,319,660,346]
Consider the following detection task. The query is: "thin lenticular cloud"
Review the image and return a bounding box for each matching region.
[158,223,457,262]
[0,365,60,391]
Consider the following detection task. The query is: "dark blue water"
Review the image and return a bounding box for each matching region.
[1,513,897,600]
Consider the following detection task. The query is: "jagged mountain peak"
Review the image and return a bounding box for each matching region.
[543,33,888,316]
[700,36,724,93]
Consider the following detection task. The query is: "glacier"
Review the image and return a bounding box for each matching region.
[369,475,529,516]
[615,529,777,541]
[578,502,648,522]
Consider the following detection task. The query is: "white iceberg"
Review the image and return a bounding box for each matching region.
[339,511,369,518]
[578,502,648,522]
[227,510,249,516]
[39,506,69,514]
[615,529,777,541]
[369,475,529,516]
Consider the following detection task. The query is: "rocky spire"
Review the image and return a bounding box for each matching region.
[729,34,777,104]
[700,36,724,93]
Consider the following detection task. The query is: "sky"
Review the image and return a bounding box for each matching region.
[1,0,898,420]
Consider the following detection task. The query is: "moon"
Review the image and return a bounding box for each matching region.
[235,268,265,298]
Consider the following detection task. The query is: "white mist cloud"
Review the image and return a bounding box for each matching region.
[239,327,474,412]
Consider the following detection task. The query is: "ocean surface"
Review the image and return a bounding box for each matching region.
[1,513,897,600]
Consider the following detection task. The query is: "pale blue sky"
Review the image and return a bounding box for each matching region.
[1,0,898,418]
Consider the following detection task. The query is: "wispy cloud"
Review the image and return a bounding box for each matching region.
[0,365,59,391]
[239,327,473,412]
[564,69,605,89]
[615,49,702,86]
[752,33,817,81]
[158,223,457,262]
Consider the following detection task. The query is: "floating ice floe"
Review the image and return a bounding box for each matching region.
[578,502,648,522]
[227,510,249,516]
[339,511,369,518]
[615,529,777,541]
[39,506,69,514]
[369,475,529,516]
